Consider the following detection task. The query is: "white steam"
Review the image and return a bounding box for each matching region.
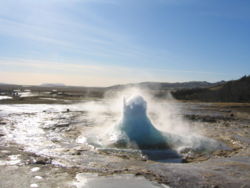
[77,87,222,153]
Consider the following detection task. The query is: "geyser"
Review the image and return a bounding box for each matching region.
[82,93,224,155]
[116,96,168,149]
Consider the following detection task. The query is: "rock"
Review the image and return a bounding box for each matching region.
[212,185,220,188]
[135,172,143,176]
[55,123,70,128]
[33,156,52,165]
[69,149,82,155]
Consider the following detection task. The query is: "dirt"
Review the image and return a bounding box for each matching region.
[0,96,250,188]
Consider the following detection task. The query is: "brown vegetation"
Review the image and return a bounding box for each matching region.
[172,75,250,102]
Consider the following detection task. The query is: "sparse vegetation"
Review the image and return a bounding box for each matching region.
[172,75,250,102]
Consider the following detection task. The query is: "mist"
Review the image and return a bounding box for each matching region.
[76,87,222,154]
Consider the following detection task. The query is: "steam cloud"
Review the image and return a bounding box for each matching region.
[77,87,222,154]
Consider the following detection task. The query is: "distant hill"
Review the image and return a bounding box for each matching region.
[40,83,66,87]
[172,76,250,102]
[1,81,221,90]
[0,80,223,95]
[2,78,249,102]
[107,81,222,90]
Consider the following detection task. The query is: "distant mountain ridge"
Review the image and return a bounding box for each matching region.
[0,80,224,90]
[1,76,249,102]
[107,81,225,90]
[40,83,66,87]
[172,75,250,102]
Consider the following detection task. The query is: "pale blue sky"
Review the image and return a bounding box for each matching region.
[0,0,249,86]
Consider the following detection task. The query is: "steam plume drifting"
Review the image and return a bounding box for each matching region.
[78,88,224,154]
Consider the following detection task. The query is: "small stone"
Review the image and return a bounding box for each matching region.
[30,183,39,188]
[34,157,52,165]
[55,123,70,128]
[31,167,40,172]
[34,176,43,180]
[135,172,143,176]
[212,185,220,188]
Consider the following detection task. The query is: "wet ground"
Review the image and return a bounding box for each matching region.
[0,93,250,188]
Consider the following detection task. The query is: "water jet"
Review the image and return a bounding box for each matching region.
[116,96,168,149]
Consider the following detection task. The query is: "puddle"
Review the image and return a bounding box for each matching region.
[73,173,170,188]
[97,148,182,163]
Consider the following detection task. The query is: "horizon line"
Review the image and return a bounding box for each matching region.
[0,77,241,88]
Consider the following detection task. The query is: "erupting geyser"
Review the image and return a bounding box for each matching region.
[116,95,168,149]
[83,94,224,154]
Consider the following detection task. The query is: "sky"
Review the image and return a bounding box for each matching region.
[0,0,249,86]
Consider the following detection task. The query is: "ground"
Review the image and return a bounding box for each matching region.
[0,91,250,188]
